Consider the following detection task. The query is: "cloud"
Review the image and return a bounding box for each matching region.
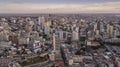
[0,2,120,13]
[0,0,120,4]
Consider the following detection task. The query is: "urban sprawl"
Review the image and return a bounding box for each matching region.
[0,14,120,67]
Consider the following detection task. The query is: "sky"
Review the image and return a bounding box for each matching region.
[0,0,120,13]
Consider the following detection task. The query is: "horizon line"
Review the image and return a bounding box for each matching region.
[0,12,120,14]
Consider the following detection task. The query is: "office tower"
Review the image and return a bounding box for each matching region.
[107,24,110,33]
[97,22,100,30]
[44,21,51,35]
[58,30,63,41]
[53,33,56,51]
[72,27,79,41]
[109,25,114,36]
[38,16,45,29]
[58,30,68,41]
[94,22,100,36]
[26,37,29,45]
[96,30,100,36]
[79,27,87,47]
[100,22,104,32]
[94,23,97,32]
[63,31,67,40]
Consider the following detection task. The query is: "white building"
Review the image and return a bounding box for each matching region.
[38,16,45,29]
[44,21,51,35]
[53,33,56,51]
[33,40,41,49]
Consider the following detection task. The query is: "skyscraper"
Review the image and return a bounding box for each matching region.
[109,25,114,36]
[38,16,45,29]
[44,21,51,35]
[53,33,56,51]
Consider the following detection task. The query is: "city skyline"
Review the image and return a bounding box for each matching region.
[0,0,120,13]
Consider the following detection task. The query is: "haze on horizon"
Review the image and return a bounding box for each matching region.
[0,0,120,13]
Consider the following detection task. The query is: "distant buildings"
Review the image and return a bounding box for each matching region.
[0,14,120,67]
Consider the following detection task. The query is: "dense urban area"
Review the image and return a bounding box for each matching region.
[0,14,120,67]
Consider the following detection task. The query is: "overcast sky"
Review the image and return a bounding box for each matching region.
[0,0,120,13]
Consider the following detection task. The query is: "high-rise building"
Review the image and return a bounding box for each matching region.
[72,27,79,41]
[58,30,63,41]
[109,25,114,36]
[79,27,87,47]
[107,24,110,33]
[38,16,45,29]
[44,21,51,35]
[95,30,100,36]
[94,23,97,32]
[53,33,56,51]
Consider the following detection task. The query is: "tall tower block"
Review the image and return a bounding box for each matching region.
[53,33,56,51]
